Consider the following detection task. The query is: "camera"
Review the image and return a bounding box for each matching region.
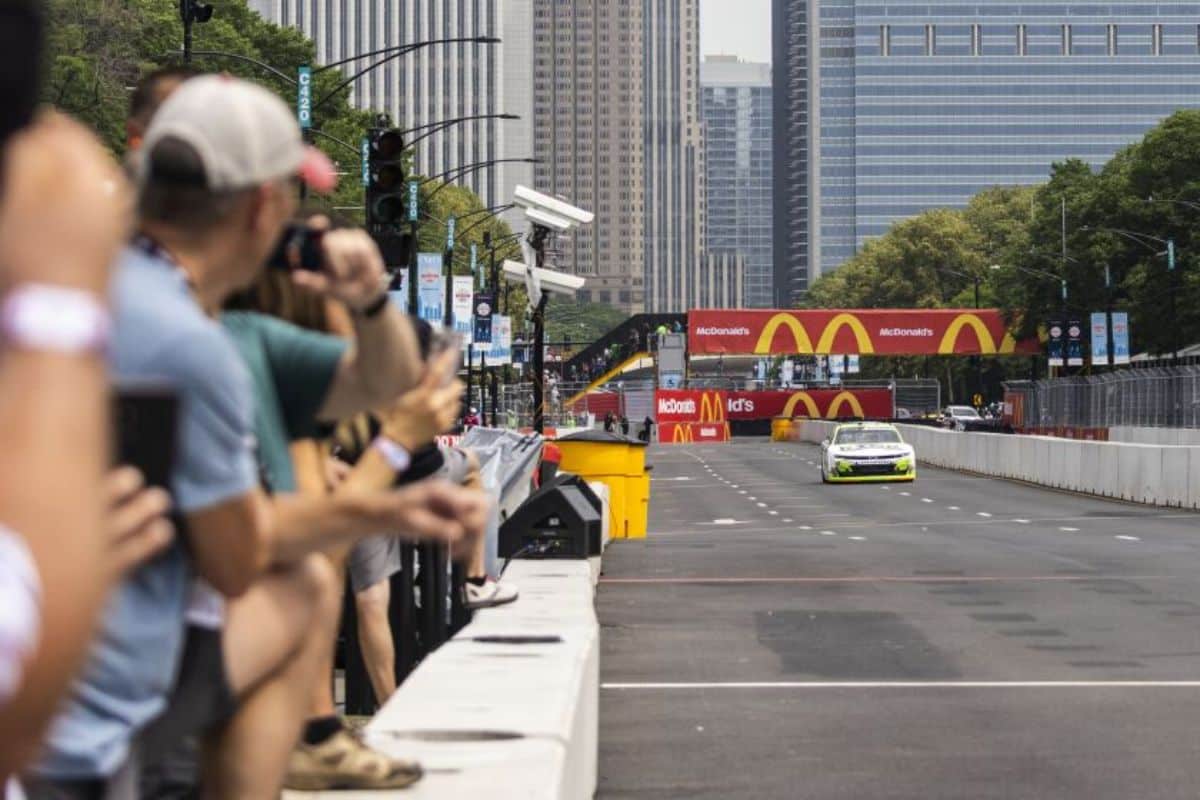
[502,259,584,298]
[513,185,594,231]
[266,223,325,272]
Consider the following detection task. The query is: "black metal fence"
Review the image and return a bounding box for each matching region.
[1004,365,1200,429]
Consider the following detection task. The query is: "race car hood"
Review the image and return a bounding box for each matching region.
[828,443,913,458]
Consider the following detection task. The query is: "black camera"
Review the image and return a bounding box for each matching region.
[266,223,325,272]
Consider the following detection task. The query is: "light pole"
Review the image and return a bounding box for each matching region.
[179,0,213,64]
[421,158,539,203]
[1081,225,1176,358]
[932,266,983,397]
[991,262,1069,376]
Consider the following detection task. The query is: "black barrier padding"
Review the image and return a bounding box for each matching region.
[500,484,598,559]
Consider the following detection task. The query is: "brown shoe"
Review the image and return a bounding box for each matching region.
[284,728,423,791]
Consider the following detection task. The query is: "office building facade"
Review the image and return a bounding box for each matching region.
[701,56,773,308]
[249,0,533,229]
[774,0,1200,297]
[532,0,646,312]
[644,0,706,313]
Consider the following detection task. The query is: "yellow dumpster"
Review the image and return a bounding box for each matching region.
[771,416,794,441]
[555,430,650,539]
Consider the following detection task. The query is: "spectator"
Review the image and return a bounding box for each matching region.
[639,415,656,443]
[620,416,630,436]
[25,76,485,800]
[604,412,616,433]
[464,406,482,428]
[628,328,640,355]
[0,112,174,778]
[672,319,684,334]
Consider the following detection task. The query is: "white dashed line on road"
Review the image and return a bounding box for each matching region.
[848,536,867,541]
[1059,527,1080,532]
[756,503,767,508]
[977,512,993,518]
[1014,519,1031,524]
[1116,535,1141,542]
[921,498,933,503]
[738,490,747,494]
[768,511,779,516]
[899,491,912,496]
[948,506,961,511]
[820,530,837,536]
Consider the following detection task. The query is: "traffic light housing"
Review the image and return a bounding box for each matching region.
[366,128,413,267]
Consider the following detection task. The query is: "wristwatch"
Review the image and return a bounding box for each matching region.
[372,435,412,474]
[1,284,111,355]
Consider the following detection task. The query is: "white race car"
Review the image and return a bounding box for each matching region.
[820,422,916,483]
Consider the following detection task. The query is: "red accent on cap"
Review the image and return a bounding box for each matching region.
[299,146,337,194]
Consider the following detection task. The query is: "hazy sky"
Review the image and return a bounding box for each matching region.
[700,0,772,64]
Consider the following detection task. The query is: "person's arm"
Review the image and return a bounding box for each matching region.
[290,229,423,420]
[0,115,133,773]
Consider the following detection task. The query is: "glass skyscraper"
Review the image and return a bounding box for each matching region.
[702,57,774,308]
[776,0,1200,289]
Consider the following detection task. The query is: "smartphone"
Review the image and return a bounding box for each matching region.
[266,223,325,272]
[113,383,179,491]
[0,1,43,155]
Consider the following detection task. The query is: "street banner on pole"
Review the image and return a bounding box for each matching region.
[1066,318,1084,367]
[1112,312,1131,365]
[473,292,494,344]
[847,354,861,374]
[1047,320,1065,367]
[388,272,407,311]
[296,66,312,129]
[1090,312,1110,366]
[451,276,474,344]
[493,315,512,365]
[470,243,478,278]
[417,253,443,323]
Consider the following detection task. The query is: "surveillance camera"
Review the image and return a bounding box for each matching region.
[513,185,594,226]
[502,259,585,305]
[523,206,574,233]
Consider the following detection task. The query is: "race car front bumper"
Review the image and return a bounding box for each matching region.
[826,457,915,482]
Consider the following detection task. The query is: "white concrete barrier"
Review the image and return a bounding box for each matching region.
[287,559,599,800]
[790,419,1200,509]
[1111,426,1200,446]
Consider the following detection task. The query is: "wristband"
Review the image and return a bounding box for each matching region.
[1,284,110,355]
[357,292,390,319]
[372,436,412,474]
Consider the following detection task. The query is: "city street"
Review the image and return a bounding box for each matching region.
[598,439,1200,799]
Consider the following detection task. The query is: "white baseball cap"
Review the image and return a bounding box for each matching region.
[139,74,336,193]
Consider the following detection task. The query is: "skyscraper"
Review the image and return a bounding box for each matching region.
[644,0,706,313]
[771,0,815,306]
[532,1,646,312]
[249,0,533,229]
[774,0,1200,290]
[701,56,773,308]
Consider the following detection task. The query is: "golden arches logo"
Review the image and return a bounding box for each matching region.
[782,392,822,419]
[754,314,814,354]
[816,313,875,355]
[699,392,726,422]
[671,424,694,444]
[936,313,1021,355]
[825,391,866,419]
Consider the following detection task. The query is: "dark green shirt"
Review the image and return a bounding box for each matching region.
[221,311,347,493]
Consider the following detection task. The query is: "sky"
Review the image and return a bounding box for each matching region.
[700,0,772,64]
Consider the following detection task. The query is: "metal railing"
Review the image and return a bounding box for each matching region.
[1004,365,1200,429]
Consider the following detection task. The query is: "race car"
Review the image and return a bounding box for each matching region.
[820,422,916,483]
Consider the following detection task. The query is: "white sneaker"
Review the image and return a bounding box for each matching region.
[464,579,519,609]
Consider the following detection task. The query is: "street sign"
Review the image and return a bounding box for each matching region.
[408,181,419,222]
[446,216,456,250]
[360,137,369,186]
[972,393,984,408]
[1168,238,1176,271]
[296,66,312,129]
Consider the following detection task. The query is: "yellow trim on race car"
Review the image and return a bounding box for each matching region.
[824,471,916,483]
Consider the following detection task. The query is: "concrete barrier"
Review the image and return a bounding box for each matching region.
[1110,426,1200,446]
[791,419,1200,509]
[286,559,598,800]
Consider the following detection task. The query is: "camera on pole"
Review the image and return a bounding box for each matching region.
[365,128,414,269]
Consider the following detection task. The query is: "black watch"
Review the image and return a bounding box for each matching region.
[357,292,390,319]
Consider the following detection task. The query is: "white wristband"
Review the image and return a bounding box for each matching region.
[1,284,110,355]
[372,436,412,474]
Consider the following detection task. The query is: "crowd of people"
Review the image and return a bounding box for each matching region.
[0,57,519,798]
[565,320,684,385]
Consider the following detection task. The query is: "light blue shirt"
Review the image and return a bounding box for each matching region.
[35,247,257,778]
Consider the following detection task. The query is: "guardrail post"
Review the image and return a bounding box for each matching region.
[393,543,419,683]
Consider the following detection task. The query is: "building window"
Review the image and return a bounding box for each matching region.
[1153,23,1164,55]
[1107,23,1118,55]
[880,24,891,56]
[971,24,982,56]
[1017,23,1028,56]
[924,24,936,55]
[1061,24,1072,55]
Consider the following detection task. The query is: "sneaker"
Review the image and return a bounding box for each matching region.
[284,729,423,791]
[464,578,519,610]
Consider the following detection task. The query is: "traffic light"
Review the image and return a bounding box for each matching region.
[365,128,413,267]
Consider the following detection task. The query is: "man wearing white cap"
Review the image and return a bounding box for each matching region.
[23,76,487,799]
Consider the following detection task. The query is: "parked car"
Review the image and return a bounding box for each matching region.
[941,405,982,431]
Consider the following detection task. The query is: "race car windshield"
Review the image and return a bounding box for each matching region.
[835,429,903,445]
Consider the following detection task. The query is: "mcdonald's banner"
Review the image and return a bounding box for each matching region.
[654,389,727,424]
[689,309,1040,356]
[724,389,893,421]
[659,421,732,445]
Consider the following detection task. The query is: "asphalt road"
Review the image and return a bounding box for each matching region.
[597,439,1200,799]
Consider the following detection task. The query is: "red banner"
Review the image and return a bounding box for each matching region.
[724,389,893,420]
[654,389,727,423]
[658,421,731,444]
[689,309,1039,356]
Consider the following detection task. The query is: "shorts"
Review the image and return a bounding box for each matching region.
[347,535,401,594]
[22,628,235,800]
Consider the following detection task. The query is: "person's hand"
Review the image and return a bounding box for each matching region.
[0,112,131,296]
[103,467,173,579]
[371,480,492,554]
[291,225,388,312]
[323,455,352,492]
[378,348,466,450]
